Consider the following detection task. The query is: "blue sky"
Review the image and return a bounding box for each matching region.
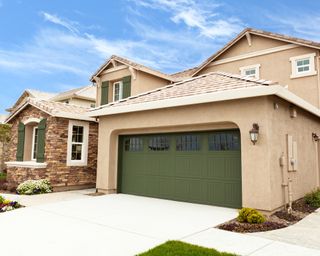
[0,0,319,114]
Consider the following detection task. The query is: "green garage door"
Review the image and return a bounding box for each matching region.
[118,130,242,208]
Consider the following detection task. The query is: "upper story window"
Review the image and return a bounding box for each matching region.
[67,120,89,166]
[113,81,123,101]
[290,53,317,79]
[239,64,260,79]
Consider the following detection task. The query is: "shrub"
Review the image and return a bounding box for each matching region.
[305,189,320,208]
[16,179,52,195]
[0,195,4,204]
[237,207,266,224]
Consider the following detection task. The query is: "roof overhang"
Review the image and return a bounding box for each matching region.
[88,85,320,118]
[5,100,96,124]
[90,56,174,83]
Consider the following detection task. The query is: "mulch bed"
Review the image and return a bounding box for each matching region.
[218,199,317,233]
[86,192,106,197]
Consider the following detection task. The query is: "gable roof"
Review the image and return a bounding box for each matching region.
[7,89,57,113]
[51,85,96,102]
[90,55,175,82]
[192,28,320,76]
[5,98,95,123]
[89,71,320,119]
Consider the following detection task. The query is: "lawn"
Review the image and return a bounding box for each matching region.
[137,241,237,256]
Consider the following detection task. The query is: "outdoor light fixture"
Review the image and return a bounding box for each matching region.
[312,132,320,142]
[249,123,259,145]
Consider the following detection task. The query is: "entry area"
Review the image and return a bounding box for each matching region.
[118,130,242,208]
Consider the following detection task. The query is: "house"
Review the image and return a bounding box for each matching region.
[4,86,98,191]
[88,28,320,212]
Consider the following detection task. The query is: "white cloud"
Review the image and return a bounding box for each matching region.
[41,12,79,34]
[130,0,243,39]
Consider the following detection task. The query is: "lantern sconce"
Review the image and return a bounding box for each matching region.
[249,123,259,145]
[312,132,319,142]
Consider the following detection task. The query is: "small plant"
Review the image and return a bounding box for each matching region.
[16,179,53,195]
[305,189,320,208]
[237,207,266,224]
[0,172,6,180]
[0,195,21,212]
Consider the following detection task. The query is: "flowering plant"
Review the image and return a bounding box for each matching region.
[16,179,53,195]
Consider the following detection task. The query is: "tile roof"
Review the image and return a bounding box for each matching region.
[51,85,96,101]
[93,72,276,109]
[6,98,95,123]
[91,55,175,82]
[170,67,199,81]
[192,28,320,76]
[26,89,57,100]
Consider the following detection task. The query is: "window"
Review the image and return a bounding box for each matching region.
[240,64,260,79]
[208,132,240,151]
[71,126,84,160]
[67,121,89,166]
[113,81,123,101]
[124,137,143,151]
[290,53,317,78]
[148,136,170,151]
[176,135,200,151]
[31,127,38,161]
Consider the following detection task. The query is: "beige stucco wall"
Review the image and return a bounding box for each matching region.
[218,35,287,60]
[69,98,95,108]
[267,96,320,210]
[96,67,170,107]
[199,38,320,108]
[95,96,320,212]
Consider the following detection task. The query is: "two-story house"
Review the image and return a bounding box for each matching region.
[89,28,320,213]
[4,85,98,191]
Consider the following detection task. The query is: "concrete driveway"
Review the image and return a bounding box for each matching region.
[1,194,320,256]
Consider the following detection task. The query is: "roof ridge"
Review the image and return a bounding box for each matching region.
[91,71,276,112]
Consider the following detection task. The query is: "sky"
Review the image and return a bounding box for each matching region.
[0,0,320,115]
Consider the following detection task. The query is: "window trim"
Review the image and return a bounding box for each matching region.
[31,126,38,161]
[67,120,89,166]
[113,81,123,102]
[290,53,317,79]
[239,64,261,79]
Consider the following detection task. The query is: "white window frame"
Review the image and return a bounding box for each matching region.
[113,81,123,102]
[67,120,89,166]
[239,64,261,79]
[31,126,38,161]
[290,53,317,79]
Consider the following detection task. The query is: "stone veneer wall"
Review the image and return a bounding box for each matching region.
[6,105,98,190]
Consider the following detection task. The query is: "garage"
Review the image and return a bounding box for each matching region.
[118,130,242,208]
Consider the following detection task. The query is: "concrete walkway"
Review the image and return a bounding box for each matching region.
[0,193,319,256]
[1,188,95,206]
[251,208,320,250]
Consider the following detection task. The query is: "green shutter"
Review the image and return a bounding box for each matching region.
[122,76,131,99]
[36,118,47,163]
[101,81,109,105]
[16,122,25,161]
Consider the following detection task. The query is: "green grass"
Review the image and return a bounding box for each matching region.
[137,241,237,256]
[0,172,6,181]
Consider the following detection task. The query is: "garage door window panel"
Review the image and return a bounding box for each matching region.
[176,135,200,151]
[209,133,240,151]
[148,136,170,151]
[124,137,143,151]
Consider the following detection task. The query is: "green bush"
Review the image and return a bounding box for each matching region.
[0,172,6,180]
[16,179,53,195]
[237,207,266,224]
[305,189,320,208]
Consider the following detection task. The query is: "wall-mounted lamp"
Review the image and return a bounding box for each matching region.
[249,123,259,145]
[312,132,319,142]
